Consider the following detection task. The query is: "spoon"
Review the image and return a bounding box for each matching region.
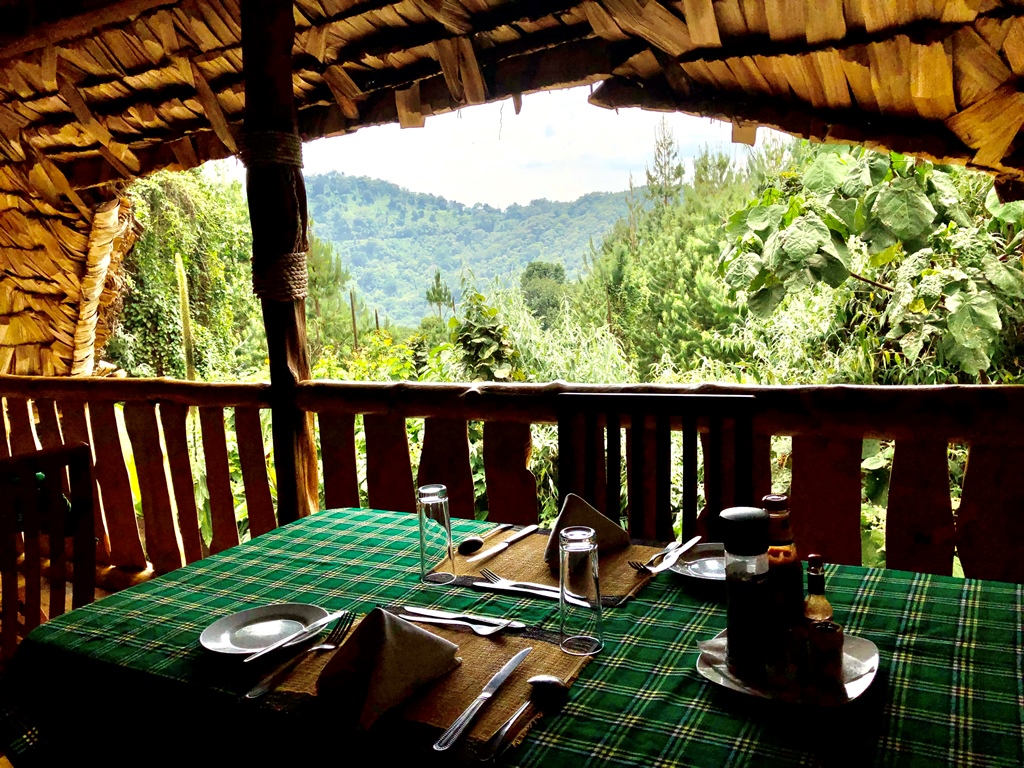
[457,523,514,555]
[478,674,569,761]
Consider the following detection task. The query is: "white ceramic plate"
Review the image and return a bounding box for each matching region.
[669,542,726,581]
[200,603,328,654]
[696,629,879,705]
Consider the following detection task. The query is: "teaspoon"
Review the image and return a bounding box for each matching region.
[457,523,513,555]
[478,674,569,761]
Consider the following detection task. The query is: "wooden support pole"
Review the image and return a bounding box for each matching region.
[242,0,317,525]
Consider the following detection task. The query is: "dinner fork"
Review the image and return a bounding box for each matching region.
[245,611,355,699]
[629,535,701,575]
[479,568,586,600]
[628,540,683,572]
[479,568,558,594]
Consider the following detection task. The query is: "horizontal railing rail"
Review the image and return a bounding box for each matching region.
[2,375,1021,588]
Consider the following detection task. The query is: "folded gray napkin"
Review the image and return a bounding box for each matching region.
[317,607,461,729]
[543,493,630,569]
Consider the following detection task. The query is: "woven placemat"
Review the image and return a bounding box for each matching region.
[259,610,590,757]
[449,529,665,606]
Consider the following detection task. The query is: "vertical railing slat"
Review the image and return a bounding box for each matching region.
[0,399,10,458]
[60,401,110,565]
[753,433,773,502]
[417,418,475,520]
[123,402,182,575]
[886,439,954,575]
[41,469,66,619]
[87,401,147,570]
[6,398,38,455]
[318,412,360,509]
[198,406,240,554]
[790,435,862,566]
[482,421,537,525]
[1,468,23,659]
[364,414,416,513]
[956,443,1024,584]
[159,403,203,564]
[20,465,43,632]
[234,407,276,537]
[34,399,63,449]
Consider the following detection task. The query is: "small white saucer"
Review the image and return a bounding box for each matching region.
[200,603,328,654]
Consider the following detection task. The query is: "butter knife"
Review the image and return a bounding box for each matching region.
[433,646,532,751]
[402,605,526,629]
[465,524,539,564]
[243,609,348,663]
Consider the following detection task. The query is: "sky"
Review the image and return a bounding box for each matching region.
[219,84,767,209]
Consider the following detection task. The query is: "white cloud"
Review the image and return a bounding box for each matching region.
[300,85,754,208]
[215,84,780,208]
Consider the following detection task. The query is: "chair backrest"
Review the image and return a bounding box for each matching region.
[0,443,95,661]
[557,393,756,541]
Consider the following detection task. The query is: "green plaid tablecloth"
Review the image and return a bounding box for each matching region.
[2,508,1021,767]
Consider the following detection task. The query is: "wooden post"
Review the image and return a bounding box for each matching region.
[241,0,317,524]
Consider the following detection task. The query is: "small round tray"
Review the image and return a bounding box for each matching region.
[696,628,880,705]
[669,542,726,581]
[200,603,328,654]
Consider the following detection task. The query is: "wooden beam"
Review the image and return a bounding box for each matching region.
[589,76,975,172]
[0,0,177,60]
[57,74,141,176]
[242,0,317,526]
[188,59,238,154]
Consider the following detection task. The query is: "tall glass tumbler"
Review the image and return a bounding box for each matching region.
[418,484,455,585]
[559,526,603,655]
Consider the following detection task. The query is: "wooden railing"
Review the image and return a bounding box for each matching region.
[2,375,1022,587]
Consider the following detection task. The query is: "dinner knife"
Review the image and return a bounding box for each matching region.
[647,535,702,575]
[465,524,540,564]
[243,609,348,663]
[401,605,526,629]
[471,581,590,608]
[433,646,532,751]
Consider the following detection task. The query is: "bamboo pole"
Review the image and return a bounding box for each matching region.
[242,0,317,524]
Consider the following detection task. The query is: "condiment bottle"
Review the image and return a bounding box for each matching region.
[763,494,802,688]
[804,554,833,623]
[721,506,770,682]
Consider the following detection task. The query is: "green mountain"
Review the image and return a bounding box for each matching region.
[304,171,631,327]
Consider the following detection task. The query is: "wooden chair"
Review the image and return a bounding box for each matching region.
[0,443,95,664]
[557,393,756,542]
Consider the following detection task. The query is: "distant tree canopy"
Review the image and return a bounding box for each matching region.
[304,171,631,326]
[520,260,566,327]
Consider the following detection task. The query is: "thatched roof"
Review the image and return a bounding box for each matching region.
[2,0,1024,374]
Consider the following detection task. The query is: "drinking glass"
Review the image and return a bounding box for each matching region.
[559,525,603,655]
[418,484,455,585]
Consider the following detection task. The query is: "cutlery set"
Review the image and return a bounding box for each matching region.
[238,523,697,753]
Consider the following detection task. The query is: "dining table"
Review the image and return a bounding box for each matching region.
[1,506,1021,767]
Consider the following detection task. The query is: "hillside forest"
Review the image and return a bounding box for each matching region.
[108,123,1024,565]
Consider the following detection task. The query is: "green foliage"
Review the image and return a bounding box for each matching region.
[720,145,1024,382]
[306,226,358,366]
[450,286,524,382]
[574,135,755,380]
[425,269,454,321]
[520,260,566,327]
[113,168,266,380]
